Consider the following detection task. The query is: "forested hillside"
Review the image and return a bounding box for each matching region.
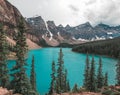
[72,37,120,58]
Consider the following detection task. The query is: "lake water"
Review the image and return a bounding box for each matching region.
[8,48,117,95]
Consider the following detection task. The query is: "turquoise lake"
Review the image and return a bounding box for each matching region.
[8,48,117,95]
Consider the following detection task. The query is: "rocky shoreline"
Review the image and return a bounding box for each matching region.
[0,87,21,95]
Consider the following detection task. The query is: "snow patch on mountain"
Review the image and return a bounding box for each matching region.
[95,35,106,40]
[57,32,60,36]
[72,37,77,40]
[109,36,113,39]
[42,35,45,39]
[107,32,113,35]
[78,38,88,41]
[45,21,53,41]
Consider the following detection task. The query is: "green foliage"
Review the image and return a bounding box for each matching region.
[102,90,120,95]
[116,53,120,85]
[56,48,65,93]
[11,18,32,95]
[111,91,120,95]
[49,60,56,95]
[88,56,96,92]
[72,37,120,58]
[96,57,104,88]
[102,90,113,95]
[55,48,70,94]
[104,72,108,86]
[39,39,51,47]
[29,90,39,95]
[117,88,120,92]
[66,80,71,92]
[30,55,38,95]
[64,70,70,92]
[0,24,10,88]
[72,84,79,93]
[8,43,15,52]
[83,53,90,90]
[79,87,86,92]
[57,43,74,48]
[83,55,108,92]
[30,55,37,91]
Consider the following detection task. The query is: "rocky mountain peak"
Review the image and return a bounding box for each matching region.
[0,0,22,26]
[77,22,92,29]
[95,23,110,29]
[47,21,56,29]
[84,22,91,26]
[65,24,71,30]
[27,16,47,32]
[27,16,44,26]
[58,24,63,28]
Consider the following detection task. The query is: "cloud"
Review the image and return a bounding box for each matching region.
[69,5,79,12]
[85,0,97,5]
[8,0,120,26]
[68,4,79,16]
[84,0,120,26]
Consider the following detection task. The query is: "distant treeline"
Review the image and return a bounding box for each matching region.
[72,37,120,58]
[56,43,74,48]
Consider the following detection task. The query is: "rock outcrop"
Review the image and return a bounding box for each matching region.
[0,0,40,49]
[0,87,21,95]
[27,16,77,46]
[0,0,22,26]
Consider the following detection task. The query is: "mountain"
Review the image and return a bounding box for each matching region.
[2,0,120,47]
[27,16,120,46]
[0,0,40,49]
[66,22,120,40]
[0,0,22,26]
[27,16,80,46]
[67,22,94,40]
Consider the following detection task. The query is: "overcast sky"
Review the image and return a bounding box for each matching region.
[8,0,120,26]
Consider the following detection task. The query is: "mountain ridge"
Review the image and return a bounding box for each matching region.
[1,0,120,47]
[27,16,120,42]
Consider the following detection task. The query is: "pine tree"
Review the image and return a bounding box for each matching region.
[97,57,104,88]
[11,18,32,95]
[56,48,65,94]
[63,69,70,92]
[104,72,108,86]
[72,84,79,93]
[0,24,10,88]
[89,56,96,92]
[49,60,56,95]
[83,53,90,90]
[30,55,38,95]
[116,53,120,85]
[64,69,67,92]
[66,80,70,92]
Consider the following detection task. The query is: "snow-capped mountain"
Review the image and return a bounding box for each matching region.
[27,16,77,46]
[27,16,120,46]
